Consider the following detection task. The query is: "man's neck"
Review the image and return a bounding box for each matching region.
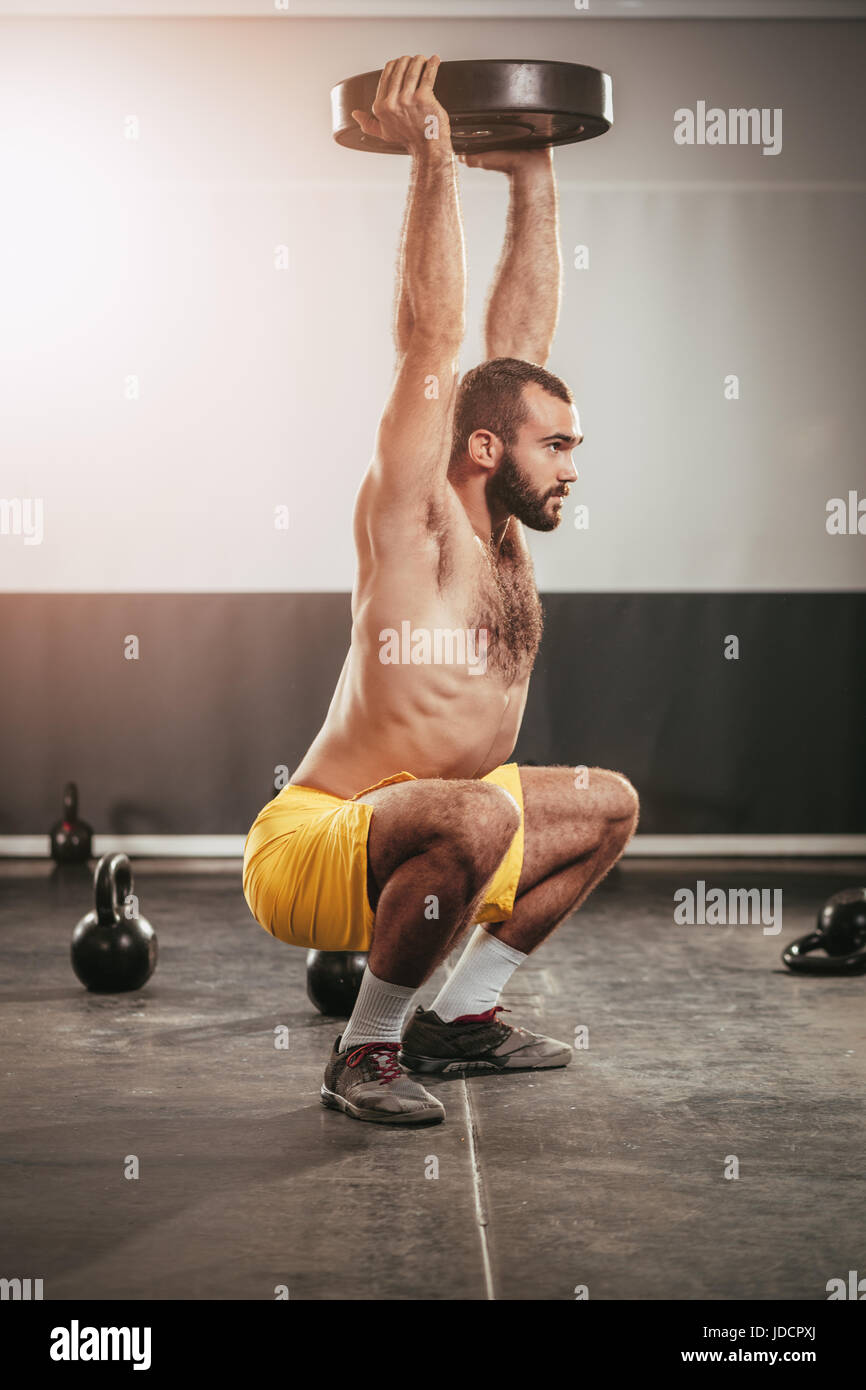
[453,479,511,551]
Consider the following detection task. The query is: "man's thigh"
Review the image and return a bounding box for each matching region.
[358,776,519,910]
[516,764,638,897]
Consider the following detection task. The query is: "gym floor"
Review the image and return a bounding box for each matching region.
[2,855,863,1302]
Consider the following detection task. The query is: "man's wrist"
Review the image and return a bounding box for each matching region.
[410,139,455,166]
[508,148,555,181]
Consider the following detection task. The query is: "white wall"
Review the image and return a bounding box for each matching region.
[0,15,864,591]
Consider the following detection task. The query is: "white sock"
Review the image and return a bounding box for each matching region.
[428,925,527,1022]
[339,966,418,1051]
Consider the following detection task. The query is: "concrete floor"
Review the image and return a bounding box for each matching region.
[1,856,864,1301]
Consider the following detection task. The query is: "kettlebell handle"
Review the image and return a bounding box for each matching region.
[782,931,866,976]
[94,852,134,926]
[63,782,78,818]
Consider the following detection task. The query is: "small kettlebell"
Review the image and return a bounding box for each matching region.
[782,887,866,976]
[306,949,368,1016]
[50,782,93,865]
[71,853,158,993]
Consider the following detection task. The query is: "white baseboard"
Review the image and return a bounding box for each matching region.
[626,835,866,857]
[2,834,865,859]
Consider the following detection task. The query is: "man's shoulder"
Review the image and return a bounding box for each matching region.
[361,478,475,553]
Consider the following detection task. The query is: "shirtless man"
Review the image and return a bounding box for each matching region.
[243,54,639,1126]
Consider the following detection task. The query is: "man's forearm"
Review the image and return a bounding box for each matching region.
[393,192,415,354]
[483,153,561,364]
[398,146,466,348]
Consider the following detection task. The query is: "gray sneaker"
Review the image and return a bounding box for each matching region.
[320,1036,445,1125]
[399,1005,573,1075]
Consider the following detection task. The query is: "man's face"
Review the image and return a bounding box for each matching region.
[487,384,582,531]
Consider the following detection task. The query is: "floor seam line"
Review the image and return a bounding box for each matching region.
[462,1079,496,1301]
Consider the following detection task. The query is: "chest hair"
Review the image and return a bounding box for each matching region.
[434,514,543,682]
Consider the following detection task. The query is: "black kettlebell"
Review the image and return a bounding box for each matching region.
[782,887,866,975]
[50,782,93,865]
[306,950,368,1016]
[71,853,158,993]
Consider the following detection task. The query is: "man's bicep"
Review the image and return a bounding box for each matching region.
[369,335,462,511]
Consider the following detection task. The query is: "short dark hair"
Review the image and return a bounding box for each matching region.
[450,357,573,464]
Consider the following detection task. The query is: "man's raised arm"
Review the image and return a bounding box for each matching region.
[351,56,466,527]
[461,147,561,368]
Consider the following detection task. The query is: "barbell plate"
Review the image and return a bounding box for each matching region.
[330,58,613,155]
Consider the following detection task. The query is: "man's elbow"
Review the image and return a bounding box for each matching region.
[410,320,465,353]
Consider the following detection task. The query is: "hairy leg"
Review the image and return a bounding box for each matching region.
[485,765,639,955]
[358,778,521,986]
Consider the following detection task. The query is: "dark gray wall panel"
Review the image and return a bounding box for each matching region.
[1,593,863,836]
[527,594,864,833]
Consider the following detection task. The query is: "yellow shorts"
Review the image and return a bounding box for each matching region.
[242,763,525,952]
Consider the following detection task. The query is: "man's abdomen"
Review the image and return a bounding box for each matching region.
[291,648,528,797]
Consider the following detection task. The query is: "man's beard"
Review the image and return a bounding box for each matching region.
[487,448,563,531]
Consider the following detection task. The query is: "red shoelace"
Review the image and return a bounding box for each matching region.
[451,1005,511,1025]
[345,1041,403,1084]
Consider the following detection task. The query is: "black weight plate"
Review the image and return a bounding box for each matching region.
[331,58,613,155]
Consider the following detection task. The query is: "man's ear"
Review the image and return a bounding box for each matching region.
[468,429,499,470]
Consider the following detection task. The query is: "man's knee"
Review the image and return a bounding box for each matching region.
[436,781,520,837]
[592,768,639,843]
[608,770,640,823]
[441,782,521,882]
